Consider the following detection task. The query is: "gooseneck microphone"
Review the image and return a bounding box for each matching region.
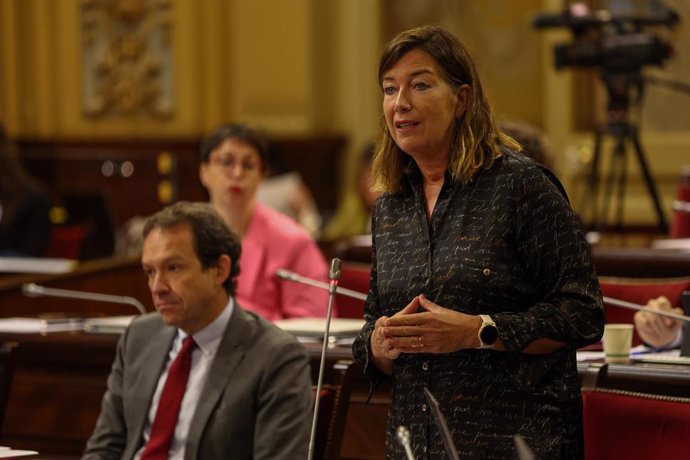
[424,387,459,460]
[604,296,690,323]
[307,258,341,460]
[22,282,147,315]
[275,268,367,301]
[396,426,415,460]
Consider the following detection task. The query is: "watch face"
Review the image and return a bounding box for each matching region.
[480,325,498,345]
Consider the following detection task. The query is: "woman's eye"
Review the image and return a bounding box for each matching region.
[383,86,397,96]
[414,82,430,90]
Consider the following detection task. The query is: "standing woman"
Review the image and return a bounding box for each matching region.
[352,26,603,459]
[199,123,331,321]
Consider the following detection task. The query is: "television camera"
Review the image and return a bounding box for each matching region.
[533,1,679,73]
[533,1,682,233]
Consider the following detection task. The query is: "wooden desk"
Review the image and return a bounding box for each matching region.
[0,256,150,318]
[0,331,385,459]
[17,135,347,231]
[579,360,690,398]
[591,247,690,278]
[3,330,690,459]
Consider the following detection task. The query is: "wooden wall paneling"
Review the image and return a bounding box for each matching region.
[15,135,346,240]
[16,138,204,232]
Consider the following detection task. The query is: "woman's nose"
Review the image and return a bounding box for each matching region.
[394,89,411,112]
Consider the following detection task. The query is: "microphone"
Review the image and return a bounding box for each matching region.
[276,268,367,301]
[22,283,147,315]
[307,258,341,460]
[396,426,415,460]
[423,387,459,460]
[513,434,535,460]
[604,296,690,323]
[328,258,342,294]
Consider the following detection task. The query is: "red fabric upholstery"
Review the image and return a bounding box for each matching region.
[583,389,690,460]
[311,360,355,459]
[44,224,87,259]
[336,262,370,319]
[312,387,335,459]
[598,276,690,346]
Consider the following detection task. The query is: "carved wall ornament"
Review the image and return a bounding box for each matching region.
[80,0,174,118]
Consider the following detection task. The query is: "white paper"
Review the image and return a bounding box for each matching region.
[84,315,136,334]
[0,447,38,458]
[0,257,77,274]
[0,317,84,333]
[274,317,365,338]
[651,238,690,251]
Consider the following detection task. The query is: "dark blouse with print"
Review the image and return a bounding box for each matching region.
[352,150,604,459]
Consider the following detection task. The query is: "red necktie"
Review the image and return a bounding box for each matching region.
[141,336,197,460]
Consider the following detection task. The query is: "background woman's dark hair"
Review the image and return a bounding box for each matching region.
[142,201,242,295]
[199,123,271,172]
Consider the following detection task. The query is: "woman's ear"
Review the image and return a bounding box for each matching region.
[455,84,471,118]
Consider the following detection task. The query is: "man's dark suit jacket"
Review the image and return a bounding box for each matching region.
[82,303,313,459]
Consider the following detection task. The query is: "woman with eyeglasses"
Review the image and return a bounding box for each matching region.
[199,123,332,321]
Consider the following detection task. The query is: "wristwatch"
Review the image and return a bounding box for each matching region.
[477,314,498,349]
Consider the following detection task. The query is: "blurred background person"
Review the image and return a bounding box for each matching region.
[199,123,332,321]
[634,295,685,349]
[499,119,557,173]
[0,124,52,258]
[322,142,381,242]
[353,26,603,459]
[256,169,322,239]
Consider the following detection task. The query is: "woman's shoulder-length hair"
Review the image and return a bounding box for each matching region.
[371,25,520,194]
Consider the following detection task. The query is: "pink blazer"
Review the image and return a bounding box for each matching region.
[235,203,333,321]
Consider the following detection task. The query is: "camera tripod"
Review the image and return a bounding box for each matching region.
[580,71,669,234]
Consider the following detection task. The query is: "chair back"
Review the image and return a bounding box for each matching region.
[583,387,690,460]
[336,262,370,319]
[0,343,16,437]
[312,359,355,460]
[44,223,87,259]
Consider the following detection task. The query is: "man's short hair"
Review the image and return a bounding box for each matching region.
[142,201,241,295]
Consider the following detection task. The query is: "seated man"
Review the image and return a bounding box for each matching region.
[634,296,684,349]
[83,201,313,460]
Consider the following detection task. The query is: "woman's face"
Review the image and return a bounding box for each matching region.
[381,48,468,162]
[199,138,264,208]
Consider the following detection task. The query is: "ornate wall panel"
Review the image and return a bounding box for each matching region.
[80,0,175,119]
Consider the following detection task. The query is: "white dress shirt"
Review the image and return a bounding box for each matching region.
[134,298,234,460]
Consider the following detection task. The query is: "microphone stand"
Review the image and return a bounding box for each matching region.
[22,283,147,315]
[604,296,690,323]
[307,258,341,460]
